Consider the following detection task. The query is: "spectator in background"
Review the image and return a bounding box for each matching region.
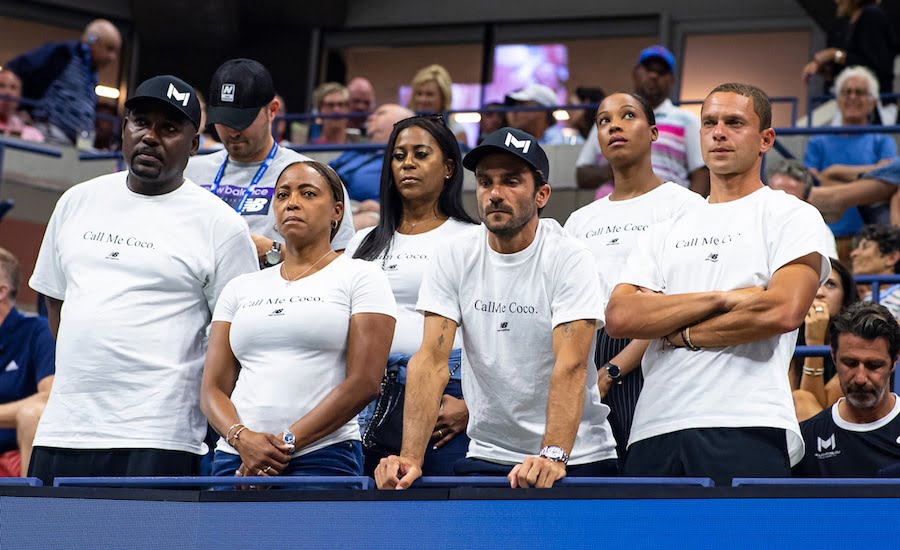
[0,248,54,477]
[273,94,291,146]
[7,19,121,145]
[201,161,395,480]
[767,159,839,260]
[849,224,900,320]
[792,258,859,421]
[505,83,578,145]
[92,102,119,151]
[408,65,467,142]
[577,46,707,197]
[567,87,605,141]
[803,65,896,263]
[331,103,414,204]
[27,75,258,484]
[184,59,355,257]
[793,302,900,478]
[0,69,44,142]
[802,0,897,124]
[311,82,351,145]
[345,116,478,475]
[347,77,376,134]
[477,102,508,144]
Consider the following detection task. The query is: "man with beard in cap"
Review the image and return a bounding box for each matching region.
[28,75,257,484]
[375,127,617,490]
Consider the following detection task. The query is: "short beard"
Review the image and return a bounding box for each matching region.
[845,385,885,409]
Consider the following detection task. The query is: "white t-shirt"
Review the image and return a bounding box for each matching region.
[212,255,397,457]
[344,219,474,355]
[577,99,704,187]
[564,181,705,308]
[184,145,356,250]
[416,219,618,465]
[618,186,832,466]
[29,172,259,453]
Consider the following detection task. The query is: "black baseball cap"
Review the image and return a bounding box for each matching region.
[463,127,550,181]
[124,75,202,129]
[207,58,276,130]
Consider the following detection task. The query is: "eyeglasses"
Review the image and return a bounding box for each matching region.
[840,88,872,98]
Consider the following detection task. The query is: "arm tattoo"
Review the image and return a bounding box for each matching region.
[438,319,450,347]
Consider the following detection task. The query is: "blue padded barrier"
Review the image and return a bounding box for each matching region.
[52,475,373,490]
[0,477,42,486]
[733,478,900,487]
[414,476,714,488]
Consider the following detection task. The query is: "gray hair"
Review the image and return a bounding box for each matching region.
[767,158,814,197]
[836,65,879,98]
[0,247,20,301]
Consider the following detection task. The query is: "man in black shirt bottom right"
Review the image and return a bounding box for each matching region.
[794,302,900,477]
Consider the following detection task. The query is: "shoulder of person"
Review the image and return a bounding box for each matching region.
[540,218,590,254]
[800,404,836,435]
[276,146,313,163]
[345,225,376,255]
[763,185,820,219]
[185,149,227,173]
[181,177,255,229]
[58,171,126,204]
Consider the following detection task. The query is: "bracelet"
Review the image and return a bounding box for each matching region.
[802,367,825,377]
[230,426,248,446]
[682,326,701,351]
[224,423,242,443]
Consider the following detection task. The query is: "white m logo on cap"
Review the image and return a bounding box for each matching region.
[166,83,190,107]
[817,434,836,452]
[505,132,531,154]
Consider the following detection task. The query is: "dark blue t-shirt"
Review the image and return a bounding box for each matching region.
[330,151,383,203]
[0,308,55,452]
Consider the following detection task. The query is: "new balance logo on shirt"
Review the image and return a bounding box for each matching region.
[705,253,719,263]
[106,251,120,260]
[498,321,510,332]
[607,238,620,246]
[269,308,285,317]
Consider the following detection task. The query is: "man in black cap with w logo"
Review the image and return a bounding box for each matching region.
[185,58,354,264]
[28,75,258,483]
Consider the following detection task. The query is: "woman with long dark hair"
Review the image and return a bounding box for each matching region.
[346,115,477,475]
[564,92,704,458]
[201,161,396,480]
[792,258,860,421]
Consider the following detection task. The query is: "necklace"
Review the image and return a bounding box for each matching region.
[400,214,441,232]
[280,249,334,285]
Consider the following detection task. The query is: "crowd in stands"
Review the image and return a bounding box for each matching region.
[2,9,900,489]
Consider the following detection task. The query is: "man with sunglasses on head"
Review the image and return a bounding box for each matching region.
[185,59,355,260]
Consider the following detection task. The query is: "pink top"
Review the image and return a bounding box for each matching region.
[0,113,45,142]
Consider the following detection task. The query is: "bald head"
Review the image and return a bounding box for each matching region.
[82,19,122,71]
[366,103,414,143]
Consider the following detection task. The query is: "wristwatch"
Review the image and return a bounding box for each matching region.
[264,241,282,267]
[539,445,569,465]
[604,362,621,381]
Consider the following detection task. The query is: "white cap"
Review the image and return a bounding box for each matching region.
[505,84,558,108]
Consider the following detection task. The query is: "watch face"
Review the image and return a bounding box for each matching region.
[606,364,621,379]
[540,445,568,463]
[265,247,282,265]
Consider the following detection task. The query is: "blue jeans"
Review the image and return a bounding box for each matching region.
[212,440,363,479]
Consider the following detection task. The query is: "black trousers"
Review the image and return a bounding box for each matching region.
[29,446,200,486]
[623,427,790,486]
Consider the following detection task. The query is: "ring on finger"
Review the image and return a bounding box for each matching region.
[437,429,444,439]
[815,306,824,313]
[257,469,264,475]
[263,466,273,474]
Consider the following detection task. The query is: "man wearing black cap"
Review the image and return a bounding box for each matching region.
[576,45,708,195]
[27,75,258,483]
[375,127,617,490]
[185,58,354,260]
